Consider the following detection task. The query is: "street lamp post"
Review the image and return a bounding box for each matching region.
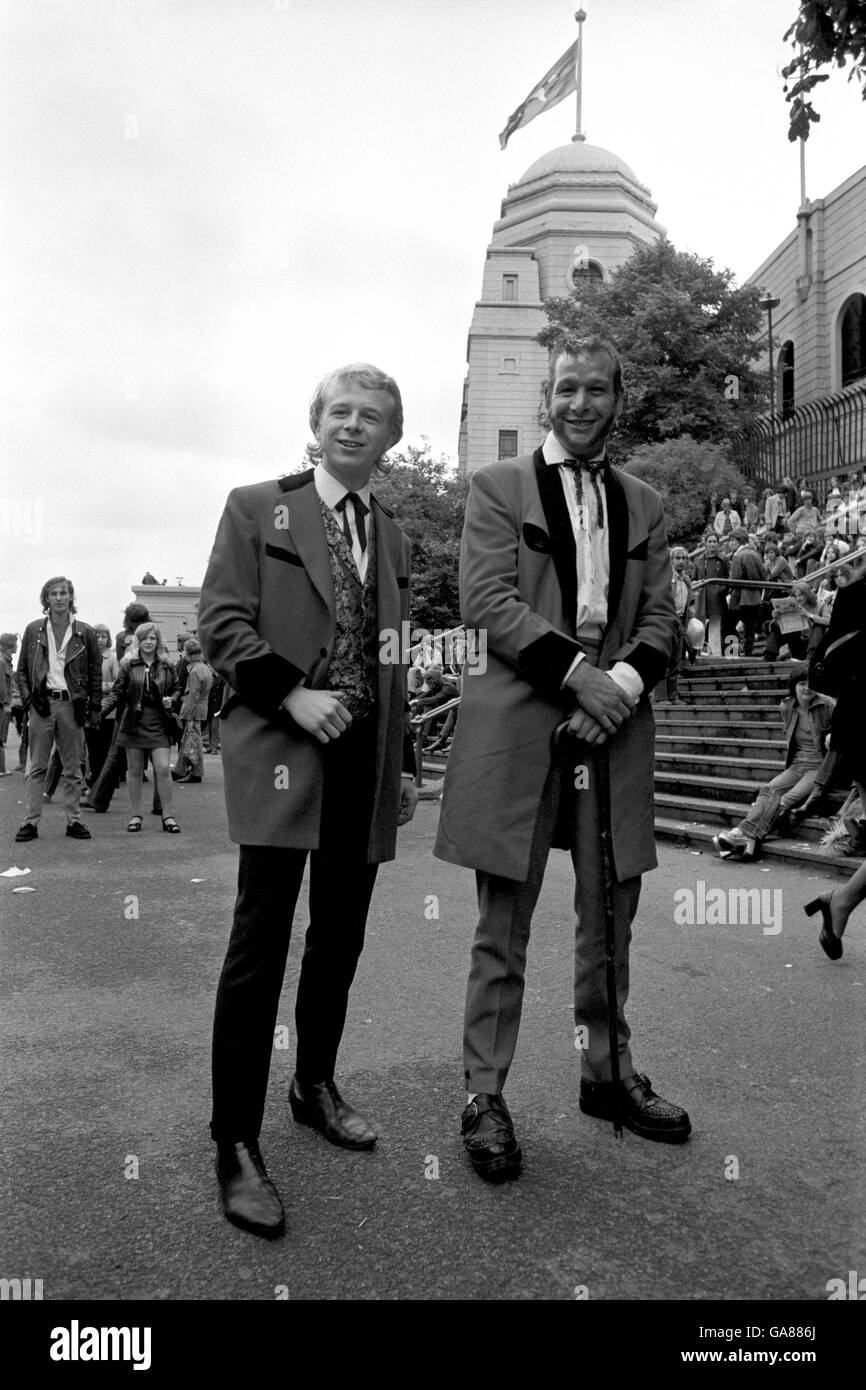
[759,291,781,482]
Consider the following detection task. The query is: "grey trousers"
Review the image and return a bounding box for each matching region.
[24,701,85,824]
[463,747,641,1094]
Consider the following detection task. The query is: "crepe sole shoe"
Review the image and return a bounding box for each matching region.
[215,1141,285,1239]
[461,1094,522,1180]
[580,1073,691,1144]
[289,1077,378,1150]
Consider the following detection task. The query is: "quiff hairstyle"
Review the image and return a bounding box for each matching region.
[544,335,624,402]
[309,362,404,452]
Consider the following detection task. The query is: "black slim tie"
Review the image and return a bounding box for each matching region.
[336,492,369,553]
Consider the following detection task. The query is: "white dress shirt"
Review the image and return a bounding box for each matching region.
[542,432,643,700]
[46,619,72,692]
[315,464,372,584]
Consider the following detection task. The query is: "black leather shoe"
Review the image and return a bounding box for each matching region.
[461,1093,522,1179]
[175,775,202,784]
[215,1140,285,1238]
[289,1076,377,1150]
[65,821,92,840]
[580,1073,691,1144]
[15,822,38,842]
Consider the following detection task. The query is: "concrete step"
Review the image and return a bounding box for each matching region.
[656,735,785,758]
[681,669,789,686]
[688,658,792,673]
[655,751,785,781]
[654,770,773,805]
[653,791,840,842]
[657,691,786,708]
[654,704,784,724]
[654,816,859,878]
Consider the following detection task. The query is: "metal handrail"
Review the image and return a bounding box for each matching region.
[409,696,461,786]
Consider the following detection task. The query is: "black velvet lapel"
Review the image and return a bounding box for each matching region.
[532,449,577,629]
[605,465,629,623]
[278,468,315,492]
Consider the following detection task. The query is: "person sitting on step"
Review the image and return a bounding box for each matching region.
[713,664,837,862]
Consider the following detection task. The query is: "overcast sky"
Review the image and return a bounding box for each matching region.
[1,0,862,640]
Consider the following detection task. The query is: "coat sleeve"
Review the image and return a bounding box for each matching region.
[197,487,308,717]
[608,491,677,690]
[86,628,102,712]
[459,466,582,696]
[16,627,33,708]
[102,662,130,715]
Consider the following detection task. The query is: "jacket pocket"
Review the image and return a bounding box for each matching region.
[265,544,304,567]
[522,522,552,554]
[627,538,649,561]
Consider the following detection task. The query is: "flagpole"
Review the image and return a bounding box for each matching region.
[573,9,586,142]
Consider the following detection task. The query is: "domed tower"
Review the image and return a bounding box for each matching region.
[458,140,665,472]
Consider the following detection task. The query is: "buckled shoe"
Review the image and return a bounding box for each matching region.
[461,1093,522,1179]
[580,1072,691,1144]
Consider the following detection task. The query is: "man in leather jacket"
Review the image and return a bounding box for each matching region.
[15,576,101,842]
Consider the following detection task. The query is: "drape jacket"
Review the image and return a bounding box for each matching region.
[196,469,413,859]
[434,449,676,883]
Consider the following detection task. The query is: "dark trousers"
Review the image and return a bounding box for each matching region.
[210,717,379,1142]
[88,722,125,809]
[738,606,761,656]
[85,720,114,787]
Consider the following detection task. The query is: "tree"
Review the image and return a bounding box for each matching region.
[374,442,468,633]
[621,436,748,548]
[538,238,769,461]
[287,441,468,632]
[782,2,866,141]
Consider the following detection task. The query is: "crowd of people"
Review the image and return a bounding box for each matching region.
[669,474,866,673]
[639,478,866,877]
[1,584,224,839]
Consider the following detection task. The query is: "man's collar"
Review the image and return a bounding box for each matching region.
[542,431,606,467]
[314,462,371,508]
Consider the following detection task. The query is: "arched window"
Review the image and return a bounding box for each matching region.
[841,294,866,387]
[568,258,605,292]
[780,341,794,418]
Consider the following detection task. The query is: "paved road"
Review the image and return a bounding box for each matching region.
[1,752,863,1303]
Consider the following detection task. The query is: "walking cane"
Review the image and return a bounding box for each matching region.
[552,721,624,1139]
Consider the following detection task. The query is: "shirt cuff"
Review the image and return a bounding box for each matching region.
[608,662,644,700]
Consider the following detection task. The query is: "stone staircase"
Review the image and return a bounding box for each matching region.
[652,657,859,876]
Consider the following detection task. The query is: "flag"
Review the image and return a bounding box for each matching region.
[499,41,578,150]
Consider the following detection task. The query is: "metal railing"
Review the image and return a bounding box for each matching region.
[730,383,866,489]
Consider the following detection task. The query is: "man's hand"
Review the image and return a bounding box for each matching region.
[282,686,352,744]
[564,662,635,733]
[566,708,608,745]
[397,778,418,826]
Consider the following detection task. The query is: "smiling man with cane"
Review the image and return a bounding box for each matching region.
[434,336,691,1178]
